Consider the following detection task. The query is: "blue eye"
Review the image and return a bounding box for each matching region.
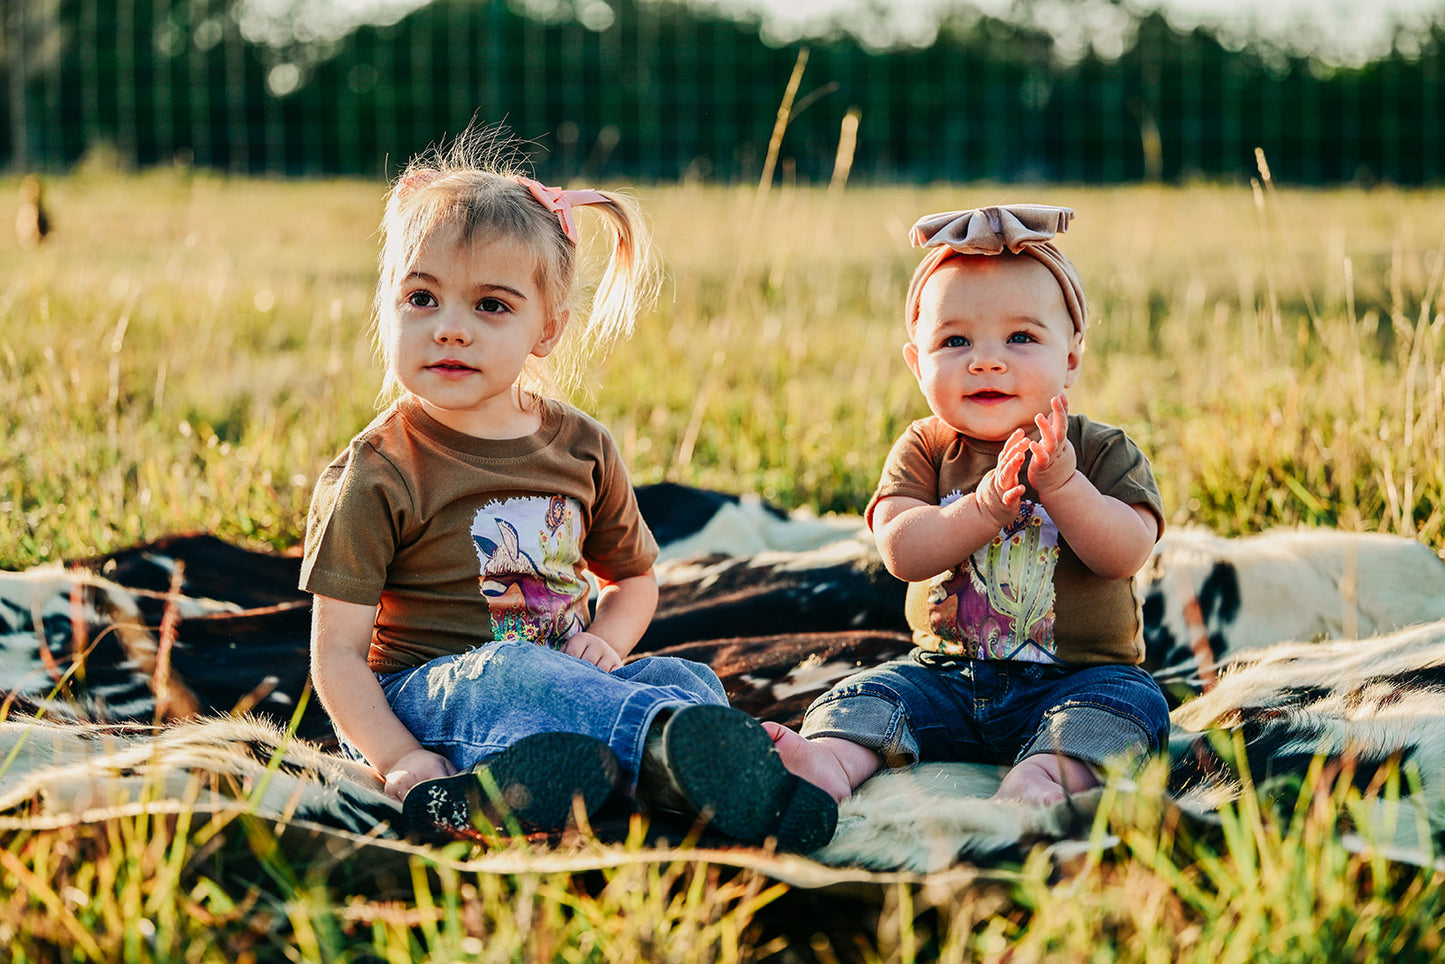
[1008,331,1035,344]
[942,335,968,348]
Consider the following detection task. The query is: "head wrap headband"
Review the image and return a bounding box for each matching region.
[903,204,1087,337]
[510,175,610,245]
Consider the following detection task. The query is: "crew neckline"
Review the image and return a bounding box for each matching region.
[396,394,564,460]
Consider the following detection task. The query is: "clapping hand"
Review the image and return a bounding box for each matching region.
[975,429,1030,528]
[1027,394,1076,496]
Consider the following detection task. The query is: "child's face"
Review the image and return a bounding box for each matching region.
[388,223,563,436]
[904,255,1082,442]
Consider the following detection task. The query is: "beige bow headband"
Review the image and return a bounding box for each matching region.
[903,204,1087,336]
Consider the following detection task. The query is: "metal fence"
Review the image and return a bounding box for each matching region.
[4,0,1443,184]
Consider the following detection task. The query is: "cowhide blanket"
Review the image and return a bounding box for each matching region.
[4,484,1445,876]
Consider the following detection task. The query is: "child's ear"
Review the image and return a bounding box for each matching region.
[903,341,922,381]
[533,309,569,357]
[1063,332,1084,387]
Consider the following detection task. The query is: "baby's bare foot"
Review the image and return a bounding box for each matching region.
[760,722,856,803]
[994,755,1099,808]
[995,762,1067,808]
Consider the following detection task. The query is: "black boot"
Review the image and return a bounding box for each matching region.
[637,704,838,853]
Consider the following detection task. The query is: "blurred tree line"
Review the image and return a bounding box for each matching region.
[2,0,1442,184]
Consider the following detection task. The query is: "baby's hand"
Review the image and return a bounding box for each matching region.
[1028,395,1077,496]
[384,748,455,803]
[563,631,623,672]
[975,429,1029,527]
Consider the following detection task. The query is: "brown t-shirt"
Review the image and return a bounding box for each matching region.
[865,413,1163,666]
[300,395,658,674]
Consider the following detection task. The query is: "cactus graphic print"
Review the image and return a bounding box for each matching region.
[927,497,1060,661]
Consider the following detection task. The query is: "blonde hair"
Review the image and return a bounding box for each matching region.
[372,126,659,404]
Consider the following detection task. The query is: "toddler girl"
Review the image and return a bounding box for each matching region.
[300,130,835,852]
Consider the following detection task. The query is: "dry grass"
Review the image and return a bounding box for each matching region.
[5,172,1442,569]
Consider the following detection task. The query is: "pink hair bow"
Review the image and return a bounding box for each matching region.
[512,175,609,244]
[397,167,440,199]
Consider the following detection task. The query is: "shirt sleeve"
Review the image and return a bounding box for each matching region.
[581,427,659,582]
[865,420,945,529]
[298,441,414,604]
[1072,415,1166,537]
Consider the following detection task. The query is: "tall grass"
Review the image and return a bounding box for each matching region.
[0,806,788,961]
[2,171,1444,959]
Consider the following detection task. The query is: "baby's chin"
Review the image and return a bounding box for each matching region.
[934,412,1042,444]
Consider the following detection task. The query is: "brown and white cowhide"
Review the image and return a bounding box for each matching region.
[637,482,868,562]
[646,538,905,653]
[3,486,1445,872]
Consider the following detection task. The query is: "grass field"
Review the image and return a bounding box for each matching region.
[3,170,1442,568]
[2,169,1444,960]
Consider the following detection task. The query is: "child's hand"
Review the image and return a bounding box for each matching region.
[384,748,456,803]
[563,631,623,672]
[974,429,1029,528]
[1028,394,1077,496]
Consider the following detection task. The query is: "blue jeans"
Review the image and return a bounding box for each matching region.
[799,649,1170,772]
[368,641,729,783]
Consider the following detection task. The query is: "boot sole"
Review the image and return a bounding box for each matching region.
[661,704,838,853]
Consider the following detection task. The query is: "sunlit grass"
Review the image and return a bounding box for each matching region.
[0,805,790,962]
[3,173,1441,567]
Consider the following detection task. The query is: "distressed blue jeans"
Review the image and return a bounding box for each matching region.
[800,649,1170,773]
[369,641,729,784]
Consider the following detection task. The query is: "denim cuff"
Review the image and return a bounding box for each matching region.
[1017,702,1157,773]
[799,688,919,767]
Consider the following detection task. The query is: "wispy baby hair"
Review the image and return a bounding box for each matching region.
[372,122,660,402]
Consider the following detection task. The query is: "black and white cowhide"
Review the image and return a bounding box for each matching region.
[819,614,1445,873]
[1168,617,1445,812]
[9,617,1445,875]
[0,537,323,741]
[4,485,1445,873]
[0,712,396,837]
[0,485,890,742]
[1141,527,1445,697]
[638,481,867,562]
